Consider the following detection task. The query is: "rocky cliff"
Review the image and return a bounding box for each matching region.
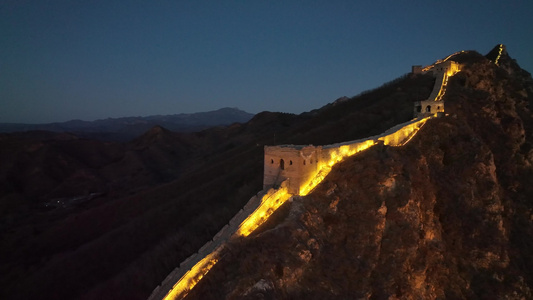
[184,47,533,299]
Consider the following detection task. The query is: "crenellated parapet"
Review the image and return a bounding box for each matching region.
[263,116,430,196]
[151,55,460,300]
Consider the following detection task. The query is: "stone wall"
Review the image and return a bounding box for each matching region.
[414,61,461,118]
[148,179,295,300]
[148,189,268,300]
[150,60,451,300]
[264,145,320,195]
[264,116,431,198]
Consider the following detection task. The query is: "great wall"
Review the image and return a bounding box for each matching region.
[148,54,465,300]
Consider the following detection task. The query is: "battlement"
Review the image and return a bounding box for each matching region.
[411,65,423,74]
[151,56,462,300]
[263,116,430,196]
[429,60,461,76]
[265,60,462,196]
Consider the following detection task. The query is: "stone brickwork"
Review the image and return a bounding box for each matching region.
[264,145,320,194]
[264,116,430,197]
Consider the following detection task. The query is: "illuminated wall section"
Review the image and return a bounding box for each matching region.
[156,115,431,300]
[162,249,222,300]
[298,116,429,196]
[493,44,504,65]
[153,56,453,300]
[422,50,466,72]
[155,183,292,300]
[298,139,376,196]
[236,182,292,237]
[430,61,461,102]
[161,182,293,299]
[378,116,430,147]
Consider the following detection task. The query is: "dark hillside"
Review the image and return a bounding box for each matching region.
[185,49,533,299]
[70,71,436,300]
[3,48,529,300]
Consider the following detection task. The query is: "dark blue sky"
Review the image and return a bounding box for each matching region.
[1,1,532,123]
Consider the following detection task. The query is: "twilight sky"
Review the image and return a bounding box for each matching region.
[1,1,532,124]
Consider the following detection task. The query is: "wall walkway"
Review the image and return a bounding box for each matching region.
[148,184,292,300]
[415,60,461,117]
[148,116,431,300]
[149,58,462,300]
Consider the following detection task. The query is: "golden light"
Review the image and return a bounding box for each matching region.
[494,44,503,65]
[237,184,291,237]
[158,55,451,299]
[163,249,221,300]
[160,116,430,300]
[393,117,430,146]
[421,50,465,72]
[299,139,377,196]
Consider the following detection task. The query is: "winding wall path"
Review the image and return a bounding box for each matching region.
[148,117,431,300]
[149,58,462,300]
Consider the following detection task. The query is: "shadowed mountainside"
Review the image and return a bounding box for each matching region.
[2,45,532,299]
[0,64,434,300]
[182,46,533,299]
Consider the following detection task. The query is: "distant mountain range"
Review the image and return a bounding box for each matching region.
[0,107,254,141]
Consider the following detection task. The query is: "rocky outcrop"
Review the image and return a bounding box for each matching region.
[184,49,533,299]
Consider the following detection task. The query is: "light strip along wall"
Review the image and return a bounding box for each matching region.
[493,44,503,65]
[299,116,430,196]
[157,115,432,300]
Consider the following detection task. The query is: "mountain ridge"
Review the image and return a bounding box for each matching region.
[182,46,533,299]
[0,107,254,141]
[0,68,435,299]
[1,45,532,300]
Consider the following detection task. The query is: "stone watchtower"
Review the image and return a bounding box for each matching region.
[414,60,461,118]
[411,65,423,75]
[263,145,321,195]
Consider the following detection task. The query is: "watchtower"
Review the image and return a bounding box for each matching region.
[414,61,461,118]
[263,145,320,195]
